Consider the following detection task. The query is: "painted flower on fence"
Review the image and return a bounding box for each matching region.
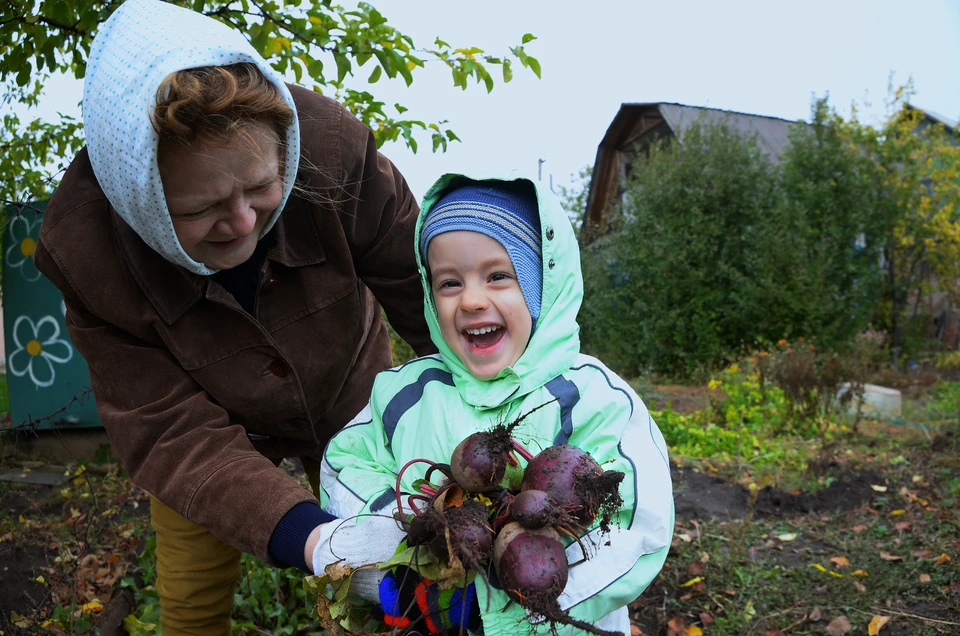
[8,315,74,389]
[4,214,42,282]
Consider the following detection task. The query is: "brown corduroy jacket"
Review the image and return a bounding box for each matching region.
[33,86,434,563]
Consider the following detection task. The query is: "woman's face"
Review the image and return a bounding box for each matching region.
[159,122,283,270]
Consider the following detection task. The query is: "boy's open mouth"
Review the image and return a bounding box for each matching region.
[463,325,504,350]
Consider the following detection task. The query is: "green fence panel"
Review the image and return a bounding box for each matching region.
[3,202,102,429]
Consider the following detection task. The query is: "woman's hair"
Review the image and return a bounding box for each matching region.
[153,63,293,147]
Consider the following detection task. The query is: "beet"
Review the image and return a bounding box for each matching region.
[521,445,625,528]
[426,499,494,571]
[450,428,515,492]
[509,489,568,530]
[493,522,568,604]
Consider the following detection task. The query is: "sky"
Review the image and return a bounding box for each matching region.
[24,0,960,200]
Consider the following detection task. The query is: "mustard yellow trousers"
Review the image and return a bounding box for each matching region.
[149,459,321,635]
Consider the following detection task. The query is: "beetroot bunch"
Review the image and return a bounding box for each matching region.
[395,419,625,636]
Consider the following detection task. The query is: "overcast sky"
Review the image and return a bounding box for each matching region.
[26,0,960,200]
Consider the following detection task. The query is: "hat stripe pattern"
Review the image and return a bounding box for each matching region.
[423,202,541,258]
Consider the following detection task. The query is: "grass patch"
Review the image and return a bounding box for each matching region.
[0,372,9,418]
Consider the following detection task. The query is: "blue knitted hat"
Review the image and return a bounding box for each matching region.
[420,181,542,324]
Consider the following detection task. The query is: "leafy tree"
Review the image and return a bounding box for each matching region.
[0,0,541,204]
[579,120,780,377]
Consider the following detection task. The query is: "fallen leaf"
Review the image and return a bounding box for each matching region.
[681,576,703,587]
[852,525,867,533]
[811,563,828,572]
[677,533,693,543]
[934,553,952,565]
[830,571,844,578]
[853,581,867,592]
[699,611,714,627]
[879,552,903,561]
[895,522,911,531]
[631,626,642,636]
[701,551,710,563]
[912,549,934,558]
[809,607,822,621]
[825,615,852,635]
[868,615,891,635]
[919,573,931,583]
[81,600,104,614]
[778,533,798,542]
[890,509,906,516]
[851,569,869,577]
[871,485,888,492]
[763,630,784,636]
[666,616,686,636]
[682,627,703,636]
[686,561,705,577]
[721,589,737,596]
[831,556,850,568]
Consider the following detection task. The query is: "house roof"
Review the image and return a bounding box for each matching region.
[584,102,797,239]
[908,102,958,131]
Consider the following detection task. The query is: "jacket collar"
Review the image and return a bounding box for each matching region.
[115,196,326,325]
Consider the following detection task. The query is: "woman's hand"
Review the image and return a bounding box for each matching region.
[309,515,407,602]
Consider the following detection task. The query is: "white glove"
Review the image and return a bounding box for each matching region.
[311,514,407,602]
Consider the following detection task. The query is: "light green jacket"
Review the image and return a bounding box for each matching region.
[320,173,673,635]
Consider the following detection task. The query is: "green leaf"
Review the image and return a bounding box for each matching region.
[527,56,542,79]
[522,33,536,44]
[367,65,382,83]
[333,52,351,83]
[122,614,157,636]
[502,59,513,83]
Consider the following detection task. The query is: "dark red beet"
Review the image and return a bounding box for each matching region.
[521,445,625,527]
[493,522,568,603]
[427,499,493,570]
[510,489,567,529]
[450,428,514,492]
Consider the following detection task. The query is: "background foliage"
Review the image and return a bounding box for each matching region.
[579,88,960,378]
[0,0,540,204]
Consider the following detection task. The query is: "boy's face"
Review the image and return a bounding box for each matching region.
[428,231,532,380]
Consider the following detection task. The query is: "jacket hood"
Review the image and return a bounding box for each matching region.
[82,0,300,275]
[417,172,583,409]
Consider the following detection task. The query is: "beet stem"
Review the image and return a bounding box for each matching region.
[510,439,535,462]
[395,458,436,516]
[506,451,519,467]
[419,484,438,496]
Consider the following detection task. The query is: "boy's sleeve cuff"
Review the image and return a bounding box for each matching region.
[268,502,337,572]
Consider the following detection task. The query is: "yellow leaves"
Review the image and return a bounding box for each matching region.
[933,553,952,566]
[879,551,904,561]
[868,615,890,635]
[11,611,30,628]
[683,627,703,636]
[811,563,828,573]
[889,509,906,517]
[870,484,888,493]
[851,569,869,577]
[681,576,703,587]
[830,556,850,568]
[81,600,104,615]
[777,533,797,542]
[919,573,931,583]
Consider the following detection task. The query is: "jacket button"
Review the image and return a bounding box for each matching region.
[545,226,555,240]
[269,359,290,377]
[262,278,280,293]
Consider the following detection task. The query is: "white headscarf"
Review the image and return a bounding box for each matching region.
[83,0,301,275]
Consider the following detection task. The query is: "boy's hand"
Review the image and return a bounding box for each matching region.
[380,565,480,634]
[311,515,407,602]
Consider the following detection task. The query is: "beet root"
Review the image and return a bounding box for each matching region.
[509,489,571,530]
[521,444,625,528]
[426,499,494,571]
[450,427,516,492]
[493,522,568,605]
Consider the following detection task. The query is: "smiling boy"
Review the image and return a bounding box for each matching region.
[314,174,674,635]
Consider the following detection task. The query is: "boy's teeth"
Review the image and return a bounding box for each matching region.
[466,326,500,335]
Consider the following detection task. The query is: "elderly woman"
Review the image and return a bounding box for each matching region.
[33,0,433,633]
